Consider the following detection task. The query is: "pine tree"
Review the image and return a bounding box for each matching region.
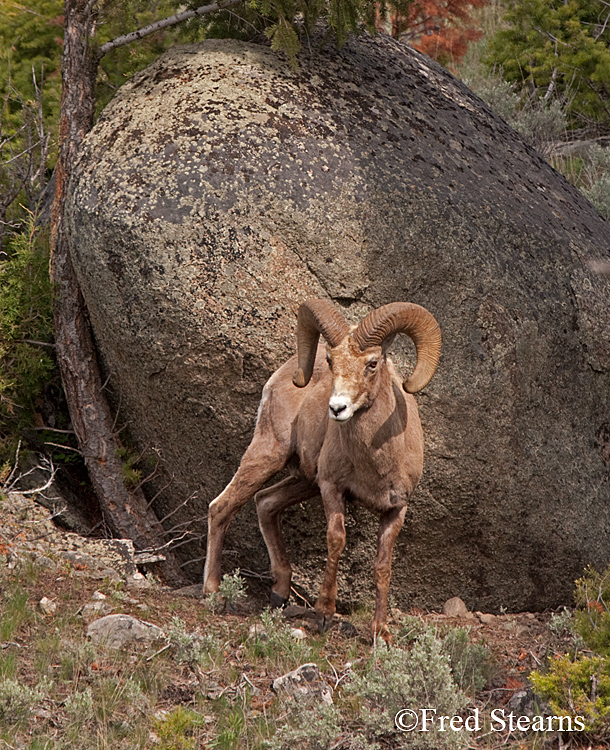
[486,0,610,131]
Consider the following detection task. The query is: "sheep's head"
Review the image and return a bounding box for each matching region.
[292,299,442,422]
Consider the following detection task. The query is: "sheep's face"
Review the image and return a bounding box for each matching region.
[326,337,385,422]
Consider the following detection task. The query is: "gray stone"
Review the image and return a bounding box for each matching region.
[87,614,165,648]
[272,663,333,704]
[172,584,204,598]
[337,621,358,638]
[443,597,470,618]
[66,34,610,613]
[61,537,136,577]
[126,572,153,590]
[82,601,112,620]
[506,687,548,717]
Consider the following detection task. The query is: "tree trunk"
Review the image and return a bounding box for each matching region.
[50,0,184,586]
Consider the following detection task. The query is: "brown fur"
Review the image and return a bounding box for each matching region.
[203,334,427,643]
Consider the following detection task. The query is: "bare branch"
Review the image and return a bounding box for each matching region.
[30,426,76,434]
[15,338,56,348]
[156,492,197,525]
[98,0,243,58]
[43,441,83,454]
[4,454,58,496]
[2,440,22,491]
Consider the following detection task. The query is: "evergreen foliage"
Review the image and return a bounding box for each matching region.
[531,563,610,738]
[0,217,54,461]
[485,0,610,130]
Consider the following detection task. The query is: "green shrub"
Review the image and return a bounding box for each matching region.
[167,616,223,670]
[530,654,610,733]
[464,69,567,155]
[265,701,344,750]
[247,608,317,672]
[0,676,52,726]
[572,564,610,656]
[0,218,54,461]
[397,619,494,696]
[442,627,494,696]
[530,563,610,738]
[205,570,247,613]
[154,705,208,750]
[342,631,468,749]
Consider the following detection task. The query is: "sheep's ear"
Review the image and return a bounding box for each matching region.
[381,334,396,354]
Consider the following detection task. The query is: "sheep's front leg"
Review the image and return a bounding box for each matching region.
[372,505,408,644]
[256,476,320,607]
[315,485,346,632]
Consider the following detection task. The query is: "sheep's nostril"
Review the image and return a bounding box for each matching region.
[330,403,346,416]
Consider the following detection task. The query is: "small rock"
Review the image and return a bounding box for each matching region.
[443,597,470,618]
[272,663,333,705]
[96,567,122,582]
[501,619,528,635]
[282,604,316,619]
[87,614,165,649]
[91,591,107,601]
[173,584,204,599]
[506,687,538,716]
[126,572,152,590]
[477,612,497,625]
[61,550,96,568]
[82,601,112,620]
[39,597,57,615]
[34,555,56,569]
[290,628,307,640]
[337,621,358,638]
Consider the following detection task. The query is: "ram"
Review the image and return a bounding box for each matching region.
[203,299,441,641]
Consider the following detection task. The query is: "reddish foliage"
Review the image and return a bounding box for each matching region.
[377,0,488,66]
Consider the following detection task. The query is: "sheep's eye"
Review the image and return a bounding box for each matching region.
[326,357,333,371]
[366,359,378,371]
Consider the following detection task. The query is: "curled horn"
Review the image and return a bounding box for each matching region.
[292,299,351,387]
[353,302,441,393]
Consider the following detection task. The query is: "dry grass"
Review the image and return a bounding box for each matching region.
[0,492,589,749]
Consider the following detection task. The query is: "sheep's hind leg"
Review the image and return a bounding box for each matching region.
[256,476,320,607]
[203,441,289,595]
[371,506,408,644]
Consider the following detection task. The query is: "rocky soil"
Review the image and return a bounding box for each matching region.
[0,489,581,749]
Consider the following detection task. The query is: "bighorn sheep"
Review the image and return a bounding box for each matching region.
[203,299,441,642]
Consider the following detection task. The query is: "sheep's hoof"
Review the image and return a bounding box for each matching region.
[270,591,289,609]
[372,622,393,646]
[315,612,334,633]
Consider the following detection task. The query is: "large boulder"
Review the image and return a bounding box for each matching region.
[65,33,610,612]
